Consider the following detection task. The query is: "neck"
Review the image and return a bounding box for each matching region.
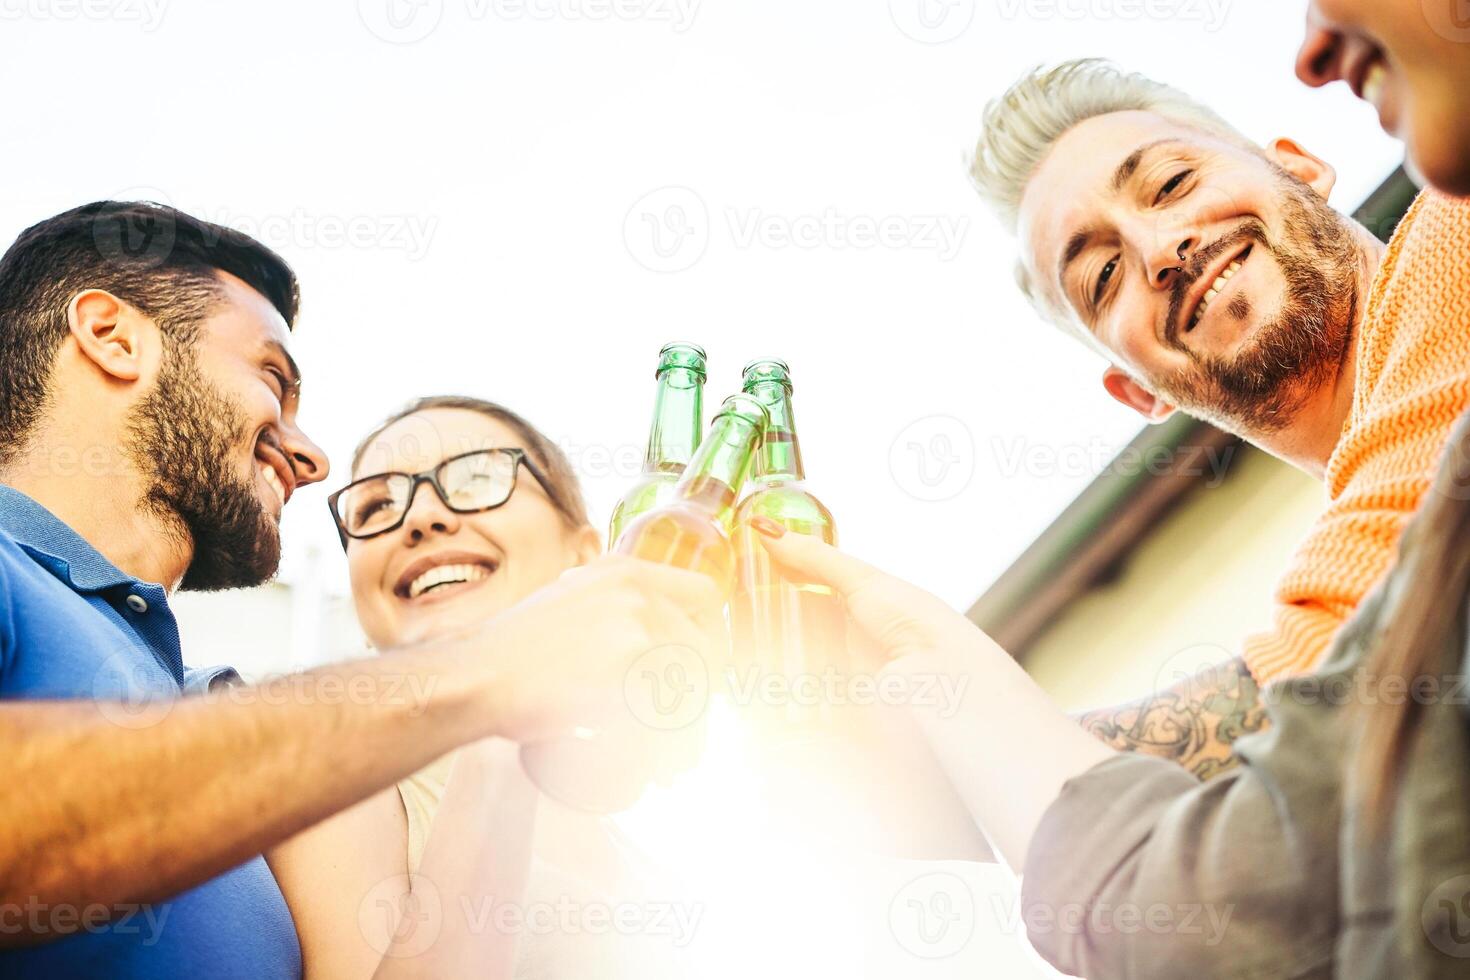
[1,423,191,590]
[1248,228,1385,481]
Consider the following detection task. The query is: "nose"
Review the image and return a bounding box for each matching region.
[282,424,330,487]
[1146,237,1195,292]
[399,480,462,544]
[1295,12,1342,88]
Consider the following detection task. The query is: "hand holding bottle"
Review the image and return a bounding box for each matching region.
[748,518,981,668]
[435,554,726,745]
[749,518,1117,869]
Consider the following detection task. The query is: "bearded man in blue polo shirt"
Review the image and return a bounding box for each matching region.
[0,202,722,978]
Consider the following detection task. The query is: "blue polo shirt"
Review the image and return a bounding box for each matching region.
[0,486,302,979]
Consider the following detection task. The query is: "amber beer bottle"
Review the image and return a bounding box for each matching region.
[731,359,845,727]
[518,392,765,813]
[607,343,708,549]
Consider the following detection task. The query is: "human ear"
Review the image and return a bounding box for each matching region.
[1102,365,1177,423]
[66,289,153,383]
[1265,137,1338,201]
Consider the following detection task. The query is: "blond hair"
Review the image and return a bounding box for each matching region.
[970,60,1257,342]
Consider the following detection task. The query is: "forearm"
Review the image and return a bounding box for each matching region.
[893,630,1116,872]
[373,741,540,979]
[0,645,492,942]
[1072,657,1269,780]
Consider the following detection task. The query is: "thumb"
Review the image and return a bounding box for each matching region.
[749,517,884,599]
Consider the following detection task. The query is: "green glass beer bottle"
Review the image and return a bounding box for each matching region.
[731,359,845,725]
[615,392,769,595]
[607,343,707,550]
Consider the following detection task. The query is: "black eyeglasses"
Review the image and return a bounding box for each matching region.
[327,448,563,546]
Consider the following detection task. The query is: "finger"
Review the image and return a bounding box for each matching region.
[748,519,885,599]
[605,555,727,615]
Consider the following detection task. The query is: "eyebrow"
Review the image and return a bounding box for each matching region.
[265,341,303,393]
[1111,138,1185,192]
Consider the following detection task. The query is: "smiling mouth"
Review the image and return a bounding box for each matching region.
[396,558,500,602]
[1187,244,1253,333]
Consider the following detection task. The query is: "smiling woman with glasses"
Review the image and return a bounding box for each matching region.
[268,394,684,980]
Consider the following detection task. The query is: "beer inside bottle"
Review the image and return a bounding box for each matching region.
[607,342,707,550]
[731,359,846,727]
[615,392,769,596]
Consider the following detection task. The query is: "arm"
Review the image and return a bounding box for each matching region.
[1020,647,1352,980]
[752,527,1113,870]
[0,557,721,948]
[267,740,538,980]
[1073,656,1270,780]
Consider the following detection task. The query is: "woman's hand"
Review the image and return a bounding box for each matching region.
[750,518,1116,870]
[748,517,982,667]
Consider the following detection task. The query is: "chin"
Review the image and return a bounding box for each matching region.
[1412,142,1470,198]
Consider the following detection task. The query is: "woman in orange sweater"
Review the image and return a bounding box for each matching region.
[748,8,1470,977]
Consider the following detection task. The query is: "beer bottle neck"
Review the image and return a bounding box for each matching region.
[748,380,805,482]
[673,399,766,528]
[644,367,703,474]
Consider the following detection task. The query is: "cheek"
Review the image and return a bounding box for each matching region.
[470,510,576,585]
[346,546,396,632]
[1107,288,1164,368]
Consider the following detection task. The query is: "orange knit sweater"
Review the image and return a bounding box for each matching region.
[1243,190,1470,685]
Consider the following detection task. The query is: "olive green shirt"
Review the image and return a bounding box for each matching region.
[1023,533,1470,978]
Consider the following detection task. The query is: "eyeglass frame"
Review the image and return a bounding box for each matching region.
[326,447,567,548]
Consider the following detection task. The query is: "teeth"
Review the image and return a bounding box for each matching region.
[408,563,491,599]
[1362,62,1387,109]
[1190,260,1244,328]
[259,462,286,506]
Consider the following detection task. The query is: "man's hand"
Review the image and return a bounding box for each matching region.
[1074,656,1269,780]
[468,555,726,743]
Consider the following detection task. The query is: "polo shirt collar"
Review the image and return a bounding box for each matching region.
[0,484,142,593]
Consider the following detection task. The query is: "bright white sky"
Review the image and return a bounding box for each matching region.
[0,0,1403,609]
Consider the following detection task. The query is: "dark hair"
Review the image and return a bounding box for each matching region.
[1357,417,1470,820]
[0,200,299,465]
[352,395,591,529]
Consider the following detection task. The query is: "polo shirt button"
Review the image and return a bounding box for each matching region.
[125,594,150,614]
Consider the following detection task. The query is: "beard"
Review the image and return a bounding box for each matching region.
[1145,169,1362,435]
[128,345,282,591]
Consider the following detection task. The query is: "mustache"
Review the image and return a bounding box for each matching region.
[1165,222,1269,350]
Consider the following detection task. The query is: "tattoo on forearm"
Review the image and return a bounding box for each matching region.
[1073,657,1269,780]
